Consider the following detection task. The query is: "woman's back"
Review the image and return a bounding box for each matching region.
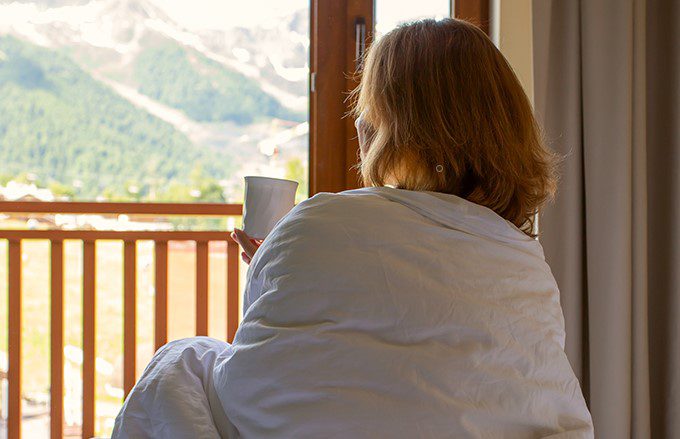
[213,187,593,438]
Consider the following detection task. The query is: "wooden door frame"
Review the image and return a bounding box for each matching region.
[308,0,489,196]
[309,0,373,195]
[454,0,490,35]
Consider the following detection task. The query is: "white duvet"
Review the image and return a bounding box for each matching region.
[114,186,593,438]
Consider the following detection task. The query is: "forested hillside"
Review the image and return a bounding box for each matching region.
[134,43,303,124]
[0,36,234,199]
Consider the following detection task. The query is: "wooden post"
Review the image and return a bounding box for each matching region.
[82,241,96,439]
[226,241,240,343]
[50,240,64,439]
[8,240,21,439]
[123,241,137,397]
[154,241,168,350]
[195,241,209,336]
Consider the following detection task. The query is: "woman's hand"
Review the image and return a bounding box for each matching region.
[230,228,262,264]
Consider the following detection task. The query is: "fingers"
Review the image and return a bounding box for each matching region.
[231,228,259,259]
[241,252,251,264]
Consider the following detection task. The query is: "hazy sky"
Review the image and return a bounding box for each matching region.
[148,0,308,30]
[149,0,450,32]
[375,0,450,34]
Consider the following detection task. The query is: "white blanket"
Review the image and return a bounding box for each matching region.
[115,187,593,438]
[112,337,236,438]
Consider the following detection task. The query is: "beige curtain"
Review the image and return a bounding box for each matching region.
[532,0,679,438]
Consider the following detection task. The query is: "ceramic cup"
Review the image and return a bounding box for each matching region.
[242,176,298,239]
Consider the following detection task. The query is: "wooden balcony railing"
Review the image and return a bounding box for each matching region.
[0,201,243,439]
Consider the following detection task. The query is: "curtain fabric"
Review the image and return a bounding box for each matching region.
[532,1,679,438]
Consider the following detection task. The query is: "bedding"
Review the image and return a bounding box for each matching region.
[112,337,236,438]
[114,186,594,438]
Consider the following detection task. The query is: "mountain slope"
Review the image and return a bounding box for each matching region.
[0,35,233,198]
[0,0,309,113]
[133,42,304,124]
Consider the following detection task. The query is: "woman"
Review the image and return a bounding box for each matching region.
[114,18,593,438]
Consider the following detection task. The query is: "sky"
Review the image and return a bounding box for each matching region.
[1,0,451,34]
[148,0,308,30]
[149,0,450,32]
[375,0,450,34]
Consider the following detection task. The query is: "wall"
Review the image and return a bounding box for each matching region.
[490,0,535,103]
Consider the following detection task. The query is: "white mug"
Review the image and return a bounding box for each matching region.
[242,176,298,239]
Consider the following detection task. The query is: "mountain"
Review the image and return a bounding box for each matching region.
[0,0,309,113]
[0,0,309,201]
[133,42,303,124]
[0,35,234,198]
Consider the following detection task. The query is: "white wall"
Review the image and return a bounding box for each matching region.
[490,0,534,104]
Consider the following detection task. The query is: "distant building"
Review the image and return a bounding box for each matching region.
[0,181,55,202]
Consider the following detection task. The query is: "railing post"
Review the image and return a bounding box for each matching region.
[154,241,168,351]
[123,241,137,398]
[50,240,64,439]
[196,241,209,336]
[227,240,239,343]
[8,239,21,439]
[82,240,96,439]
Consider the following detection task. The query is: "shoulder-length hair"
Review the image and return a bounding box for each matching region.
[350,18,557,236]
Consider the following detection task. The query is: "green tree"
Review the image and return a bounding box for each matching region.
[48,181,75,199]
[285,157,308,202]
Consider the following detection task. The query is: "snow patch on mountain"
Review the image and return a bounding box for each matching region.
[0,0,309,111]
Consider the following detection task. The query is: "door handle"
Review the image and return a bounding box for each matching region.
[355,17,366,71]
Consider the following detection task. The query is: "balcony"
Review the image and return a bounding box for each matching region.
[0,200,243,438]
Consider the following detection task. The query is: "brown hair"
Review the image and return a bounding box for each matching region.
[350,18,557,236]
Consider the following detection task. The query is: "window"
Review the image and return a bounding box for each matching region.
[375,0,451,37]
[0,0,309,204]
[0,1,309,437]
